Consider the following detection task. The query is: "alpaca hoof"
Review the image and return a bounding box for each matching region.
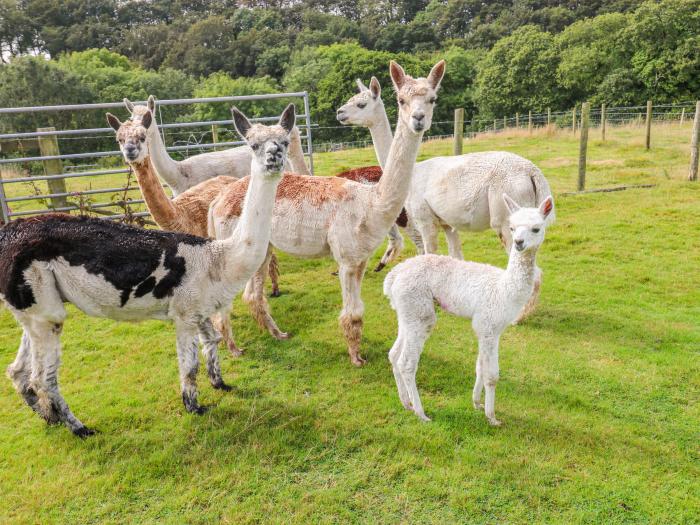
[473,401,484,411]
[374,262,386,272]
[487,417,502,427]
[270,289,281,298]
[331,270,339,276]
[415,412,431,422]
[212,380,233,392]
[228,346,244,358]
[400,399,413,410]
[350,354,367,367]
[72,425,96,438]
[274,331,291,340]
[190,405,209,415]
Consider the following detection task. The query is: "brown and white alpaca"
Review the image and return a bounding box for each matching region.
[107,109,246,355]
[337,78,554,319]
[209,60,446,366]
[124,95,310,196]
[1,106,294,436]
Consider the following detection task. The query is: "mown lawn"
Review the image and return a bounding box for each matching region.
[1,123,699,524]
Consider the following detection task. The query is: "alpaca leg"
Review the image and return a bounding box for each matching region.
[416,220,439,254]
[211,311,243,357]
[388,329,411,410]
[243,248,289,340]
[443,226,463,260]
[6,331,40,412]
[268,251,281,298]
[374,224,404,272]
[198,319,231,391]
[26,319,93,436]
[175,324,205,414]
[514,266,543,324]
[403,218,425,254]
[397,311,435,422]
[472,353,484,411]
[478,334,501,426]
[338,261,367,366]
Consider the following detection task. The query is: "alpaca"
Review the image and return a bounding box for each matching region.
[337,78,554,319]
[107,109,246,355]
[209,60,446,366]
[383,194,554,425]
[123,95,310,196]
[1,106,295,436]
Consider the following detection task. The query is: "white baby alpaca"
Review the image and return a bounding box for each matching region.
[383,194,554,425]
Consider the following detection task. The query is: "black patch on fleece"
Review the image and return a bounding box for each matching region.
[0,214,208,311]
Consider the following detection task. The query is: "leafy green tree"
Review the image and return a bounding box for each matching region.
[476,26,561,118]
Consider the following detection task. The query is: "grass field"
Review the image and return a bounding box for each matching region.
[1,123,699,524]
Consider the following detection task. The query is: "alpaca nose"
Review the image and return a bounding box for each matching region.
[336,109,347,122]
[413,111,425,122]
[515,239,525,251]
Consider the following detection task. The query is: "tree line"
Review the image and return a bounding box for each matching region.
[0,0,698,145]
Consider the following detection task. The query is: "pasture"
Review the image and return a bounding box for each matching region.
[1,123,699,524]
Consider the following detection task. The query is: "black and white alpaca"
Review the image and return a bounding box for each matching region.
[0,104,296,437]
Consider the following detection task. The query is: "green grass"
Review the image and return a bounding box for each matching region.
[1,123,699,524]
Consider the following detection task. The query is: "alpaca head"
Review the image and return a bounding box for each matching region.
[336,77,384,127]
[503,194,554,253]
[231,104,296,176]
[123,96,158,136]
[106,110,153,165]
[390,59,445,134]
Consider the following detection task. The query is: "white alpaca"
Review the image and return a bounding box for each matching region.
[1,106,295,436]
[337,79,554,319]
[383,194,554,425]
[124,95,310,196]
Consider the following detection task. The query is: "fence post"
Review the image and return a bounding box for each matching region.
[211,124,219,144]
[453,108,464,155]
[0,175,9,224]
[572,107,577,134]
[503,116,507,130]
[528,111,532,133]
[645,100,652,150]
[515,112,520,128]
[578,102,590,191]
[493,119,497,132]
[547,107,551,127]
[689,101,700,181]
[680,108,685,126]
[601,103,606,142]
[37,127,67,208]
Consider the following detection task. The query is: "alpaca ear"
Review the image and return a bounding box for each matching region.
[356,78,368,92]
[123,98,135,113]
[141,110,152,130]
[278,103,296,133]
[428,60,446,91]
[390,61,407,91]
[106,113,122,131]
[539,196,554,218]
[147,95,156,113]
[502,193,520,215]
[231,106,252,139]
[369,76,381,99]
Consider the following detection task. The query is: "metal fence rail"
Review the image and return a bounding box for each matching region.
[0,92,314,224]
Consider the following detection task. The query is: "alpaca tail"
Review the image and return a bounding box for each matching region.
[531,166,556,225]
[287,126,310,175]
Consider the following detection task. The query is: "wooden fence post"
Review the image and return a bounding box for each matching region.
[578,102,590,191]
[528,111,532,133]
[572,107,577,134]
[211,124,219,144]
[547,107,551,127]
[503,116,507,129]
[645,100,652,150]
[453,108,464,155]
[493,119,497,132]
[601,103,606,142]
[515,112,520,128]
[37,127,67,208]
[680,108,685,127]
[689,101,700,181]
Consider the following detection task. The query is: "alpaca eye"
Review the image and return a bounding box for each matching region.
[532,228,540,233]
[510,227,514,232]
[357,103,366,109]
[399,98,405,105]
[139,137,145,142]
[251,144,259,151]
[429,97,436,104]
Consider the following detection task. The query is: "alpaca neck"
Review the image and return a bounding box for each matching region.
[222,164,282,276]
[146,127,182,193]
[286,126,310,175]
[369,102,393,168]
[503,246,538,300]
[131,157,178,230]
[370,118,422,227]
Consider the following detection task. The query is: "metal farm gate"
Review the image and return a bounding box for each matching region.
[0,92,314,224]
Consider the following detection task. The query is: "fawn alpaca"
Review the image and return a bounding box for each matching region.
[0,106,294,437]
[383,194,554,425]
